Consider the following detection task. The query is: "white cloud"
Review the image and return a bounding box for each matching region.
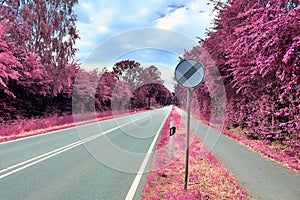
[155,0,214,39]
[138,8,149,16]
[74,0,214,63]
[157,7,186,29]
[74,0,216,91]
[82,28,197,72]
[97,25,109,33]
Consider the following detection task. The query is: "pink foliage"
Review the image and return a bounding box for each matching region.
[0,23,22,97]
[0,0,80,95]
[181,0,300,159]
[0,109,146,143]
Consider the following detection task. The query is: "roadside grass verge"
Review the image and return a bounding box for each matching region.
[0,109,144,143]
[186,109,300,173]
[142,108,252,199]
[222,129,300,172]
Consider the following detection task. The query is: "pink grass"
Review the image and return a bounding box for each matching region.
[191,113,300,173]
[222,130,300,172]
[141,108,252,200]
[0,109,145,143]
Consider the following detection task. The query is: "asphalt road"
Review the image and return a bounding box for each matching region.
[0,106,172,200]
[177,108,300,200]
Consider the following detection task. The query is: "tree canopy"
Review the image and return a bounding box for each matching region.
[0,0,80,95]
[175,0,299,156]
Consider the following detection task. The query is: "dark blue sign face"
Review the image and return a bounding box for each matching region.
[175,59,205,88]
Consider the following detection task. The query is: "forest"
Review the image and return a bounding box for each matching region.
[0,0,299,158]
[175,0,299,158]
[0,1,172,123]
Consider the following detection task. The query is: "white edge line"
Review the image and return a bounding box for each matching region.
[125,106,172,200]
[0,115,148,179]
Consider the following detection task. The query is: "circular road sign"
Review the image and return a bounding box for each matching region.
[175,59,205,88]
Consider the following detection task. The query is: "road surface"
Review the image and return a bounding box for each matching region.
[177,108,300,200]
[0,106,172,200]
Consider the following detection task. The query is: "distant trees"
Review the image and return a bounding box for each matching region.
[96,69,117,111]
[133,65,167,108]
[71,60,172,115]
[133,83,171,108]
[0,4,170,122]
[0,2,170,125]
[111,80,132,111]
[140,65,163,85]
[113,60,171,109]
[113,60,142,92]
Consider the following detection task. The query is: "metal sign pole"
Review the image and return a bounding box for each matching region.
[174,58,205,191]
[184,88,191,190]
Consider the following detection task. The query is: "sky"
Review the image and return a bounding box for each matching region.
[74,0,216,91]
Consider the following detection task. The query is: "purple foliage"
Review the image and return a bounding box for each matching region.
[174,0,299,160]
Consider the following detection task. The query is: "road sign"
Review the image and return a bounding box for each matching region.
[169,121,175,158]
[174,58,205,190]
[175,59,205,88]
[170,121,176,136]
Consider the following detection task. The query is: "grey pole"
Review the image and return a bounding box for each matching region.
[184,88,191,190]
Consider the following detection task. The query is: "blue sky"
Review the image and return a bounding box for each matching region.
[74,0,215,91]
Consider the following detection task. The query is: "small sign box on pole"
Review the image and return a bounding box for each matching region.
[169,121,176,158]
[174,59,205,190]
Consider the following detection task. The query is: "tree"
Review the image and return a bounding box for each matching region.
[10,52,51,117]
[111,80,132,111]
[0,23,52,120]
[113,61,170,108]
[0,0,80,95]
[96,68,117,111]
[0,23,22,98]
[154,84,171,106]
[72,69,98,114]
[202,0,300,145]
[133,83,170,108]
[139,65,163,86]
[113,60,142,92]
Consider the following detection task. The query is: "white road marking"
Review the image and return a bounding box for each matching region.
[0,115,148,180]
[125,106,172,200]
